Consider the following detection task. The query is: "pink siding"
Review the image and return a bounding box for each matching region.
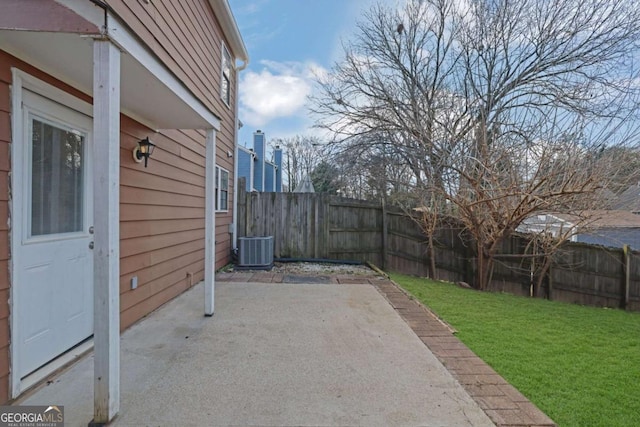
[0,46,233,402]
[106,0,238,266]
[0,53,10,405]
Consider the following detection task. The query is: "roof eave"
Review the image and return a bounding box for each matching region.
[210,0,249,65]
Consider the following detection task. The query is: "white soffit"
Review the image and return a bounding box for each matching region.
[0,1,221,130]
[209,0,249,64]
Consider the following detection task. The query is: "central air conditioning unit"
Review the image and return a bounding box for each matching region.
[237,236,274,270]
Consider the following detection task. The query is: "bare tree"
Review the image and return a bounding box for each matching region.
[597,146,640,195]
[311,0,640,289]
[310,0,466,280]
[328,131,418,202]
[273,135,324,192]
[446,0,640,288]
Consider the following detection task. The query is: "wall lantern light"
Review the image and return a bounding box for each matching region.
[133,137,156,167]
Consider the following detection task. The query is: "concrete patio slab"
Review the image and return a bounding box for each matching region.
[18,281,494,426]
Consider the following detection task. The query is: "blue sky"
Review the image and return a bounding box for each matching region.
[228,0,379,148]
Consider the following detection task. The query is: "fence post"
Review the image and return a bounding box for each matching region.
[463,234,474,286]
[622,244,631,309]
[323,198,331,259]
[424,234,432,279]
[237,177,246,238]
[314,196,320,259]
[547,263,553,301]
[245,192,252,237]
[381,199,388,270]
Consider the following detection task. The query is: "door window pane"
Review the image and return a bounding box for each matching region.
[31,118,84,236]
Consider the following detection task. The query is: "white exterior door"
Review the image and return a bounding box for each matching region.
[14,90,94,379]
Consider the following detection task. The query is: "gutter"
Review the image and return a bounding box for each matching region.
[232,58,248,251]
[210,0,249,64]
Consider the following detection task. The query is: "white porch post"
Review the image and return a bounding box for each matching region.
[205,129,217,316]
[92,39,121,424]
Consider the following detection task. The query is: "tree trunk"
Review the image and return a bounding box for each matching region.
[428,233,437,279]
[475,241,496,291]
[535,257,552,299]
[476,240,485,290]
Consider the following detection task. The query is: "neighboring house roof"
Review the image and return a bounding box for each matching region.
[529,210,640,229]
[519,209,640,231]
[611,183,640,212]
[294,175,315,193]
[596,188,617,208]
[517,213,578,239]
[238,145,255,156]
[518,210,640,249]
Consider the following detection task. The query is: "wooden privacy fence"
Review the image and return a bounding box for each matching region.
[237,185,640,311]
[238,188,384,266]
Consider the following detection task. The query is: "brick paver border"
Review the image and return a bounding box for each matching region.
[217,270,556,427]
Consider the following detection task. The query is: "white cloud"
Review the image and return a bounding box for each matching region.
[239,60,326,128]
[235,0,269,15]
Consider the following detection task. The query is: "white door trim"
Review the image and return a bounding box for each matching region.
[9,68,93,398]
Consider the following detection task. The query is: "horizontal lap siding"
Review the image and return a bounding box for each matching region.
[0,56,9,404]
[119,120,207,330]
[108,0,237,262]
[0,49,234,401]
[120,118,232,329]
[104,0,239,162]
[107,0,214,112]
[120,123,230,329]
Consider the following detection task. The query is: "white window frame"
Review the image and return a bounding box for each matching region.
[25,110,89,243]
[215,165,230,212]
[220,43,232,107]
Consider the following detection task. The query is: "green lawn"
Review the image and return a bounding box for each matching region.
[391,273,640,427]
